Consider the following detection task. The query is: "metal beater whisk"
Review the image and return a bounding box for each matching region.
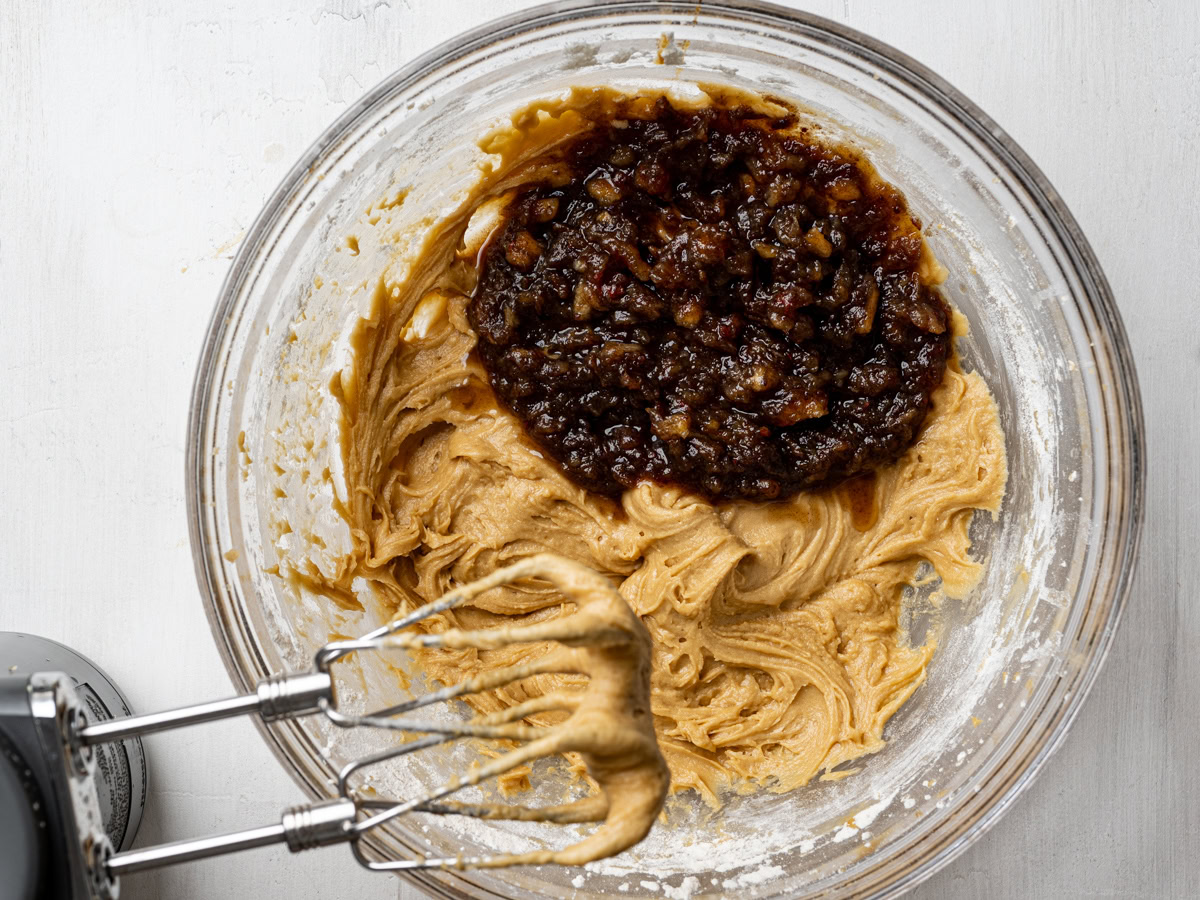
[41,554,668,898]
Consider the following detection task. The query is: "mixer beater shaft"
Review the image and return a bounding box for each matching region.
[58,554,667,896]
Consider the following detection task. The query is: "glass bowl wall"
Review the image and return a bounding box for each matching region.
[188,3,1143,897]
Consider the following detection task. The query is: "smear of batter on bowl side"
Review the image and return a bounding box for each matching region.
[320,84,1007,807]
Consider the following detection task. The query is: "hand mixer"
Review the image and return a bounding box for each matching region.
[0,554,669,900]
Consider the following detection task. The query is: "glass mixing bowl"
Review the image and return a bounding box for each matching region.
[187,2,1144,897]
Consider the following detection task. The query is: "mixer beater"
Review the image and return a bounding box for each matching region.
[1,554,668,898]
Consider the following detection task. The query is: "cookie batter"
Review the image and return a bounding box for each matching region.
[326,85,1007,804]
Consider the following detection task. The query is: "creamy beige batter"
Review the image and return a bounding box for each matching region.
[324,85,1008,806]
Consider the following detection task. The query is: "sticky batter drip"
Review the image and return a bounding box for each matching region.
[327,85,1007,806]
[373,553,669,867]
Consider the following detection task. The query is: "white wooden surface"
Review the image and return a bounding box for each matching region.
[1,1,1195,897]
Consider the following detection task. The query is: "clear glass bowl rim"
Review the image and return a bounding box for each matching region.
[186,2,1146,896]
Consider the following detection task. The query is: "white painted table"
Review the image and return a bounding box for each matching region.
[2,1,1195,897]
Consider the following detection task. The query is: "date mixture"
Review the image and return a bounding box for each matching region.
[469,99,951,501]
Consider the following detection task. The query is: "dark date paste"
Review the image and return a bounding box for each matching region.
[468,98,951,501]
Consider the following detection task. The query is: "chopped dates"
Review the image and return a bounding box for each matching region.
[469,99,951,501]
